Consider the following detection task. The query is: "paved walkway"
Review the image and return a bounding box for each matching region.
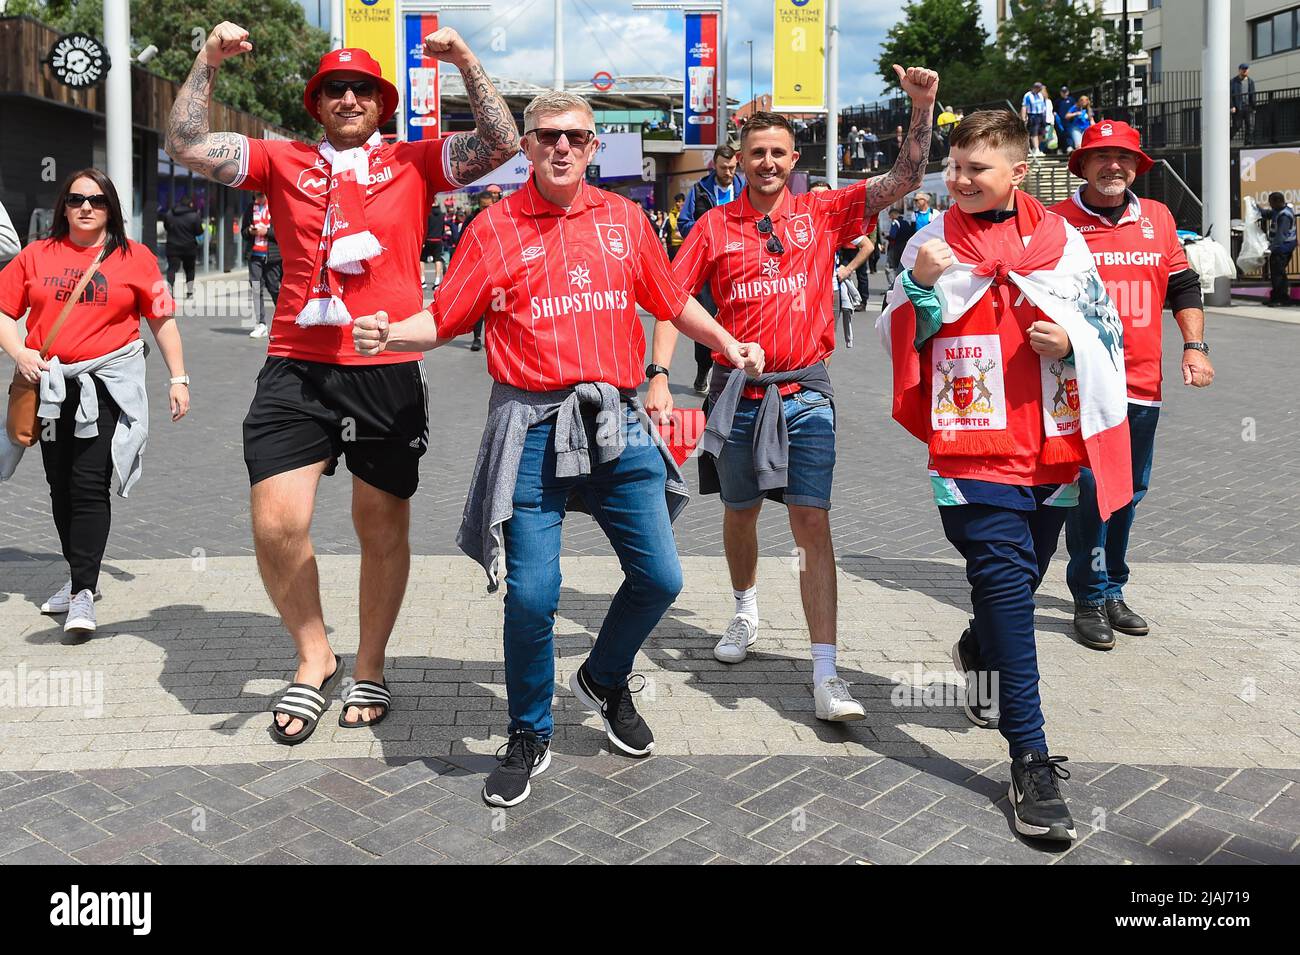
[1,294,1297,863]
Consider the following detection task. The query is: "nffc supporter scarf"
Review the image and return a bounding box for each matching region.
[876,192,1134,520]
[295,131,384,327]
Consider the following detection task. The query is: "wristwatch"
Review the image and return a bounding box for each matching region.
[169,375,191,386]
[645,363,670,380]
[1182,342,1210,355]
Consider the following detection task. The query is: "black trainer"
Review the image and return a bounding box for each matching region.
[1009,752,1077,842]
[692,373,708,396]
[1105,598,1149,636]
[1072,603,1115,650]
[470,337,483,352]
[951,628,999,728]
[482,731,551,807]
[569,663,654,757]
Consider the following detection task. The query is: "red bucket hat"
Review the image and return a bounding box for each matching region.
[303,48,399,127]
[1068,120,1154,177]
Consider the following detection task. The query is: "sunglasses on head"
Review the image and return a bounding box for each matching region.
[526,128,596,148]
[756,215,784,255]
[322,78,377,99]
[66,193,109,210]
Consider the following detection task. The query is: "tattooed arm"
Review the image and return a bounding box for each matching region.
[423,27,519,184]
[864,65,940,218]
[164,23,253,185]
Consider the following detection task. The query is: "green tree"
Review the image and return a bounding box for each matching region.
[993,0,1123,104]
[877,0,988,94]
[7,0,329,135]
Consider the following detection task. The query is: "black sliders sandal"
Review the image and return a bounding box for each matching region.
[338,679,391,728]
[270,654,344,746]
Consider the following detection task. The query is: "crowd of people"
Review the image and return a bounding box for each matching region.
[0,21,1236,849]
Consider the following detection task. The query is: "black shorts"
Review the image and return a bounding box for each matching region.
[242,357,429,499]
[1026,114,1046,135]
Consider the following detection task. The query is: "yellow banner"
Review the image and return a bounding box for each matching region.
[343,0,399,92]
[772,0,825,113]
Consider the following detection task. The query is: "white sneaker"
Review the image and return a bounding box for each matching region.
[248,322,269,338]
[714,615,757,664]
[64,589,97,635]
[40,581,100,614]
[813,675,866,721]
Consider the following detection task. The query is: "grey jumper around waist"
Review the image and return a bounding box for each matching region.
[697,361,835,500]
[457,380,690,591]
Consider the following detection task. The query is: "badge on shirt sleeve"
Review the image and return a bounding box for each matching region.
[787,213,813,250]
[598,223,629,260]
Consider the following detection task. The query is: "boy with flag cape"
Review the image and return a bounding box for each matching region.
[877,110,1132,842]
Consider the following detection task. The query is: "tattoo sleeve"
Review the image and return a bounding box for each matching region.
[447,59,520,185]
[165,58,246,186]
[864,102,934,219]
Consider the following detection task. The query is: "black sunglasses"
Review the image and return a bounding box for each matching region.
[756,215,784,255]
[526,128,596,148]
[322,78,378,99]
[66,193,109,209]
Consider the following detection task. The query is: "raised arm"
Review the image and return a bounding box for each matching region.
[164,22,253,185]
[423,28,520,184]
[864,65,938,218]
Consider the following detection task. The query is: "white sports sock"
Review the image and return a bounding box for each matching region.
[733,586,758,623]
[811,643,838,684]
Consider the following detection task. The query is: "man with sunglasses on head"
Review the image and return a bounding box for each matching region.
[165,22,518,744]
[651,65,938,721]
[352,91,764,807]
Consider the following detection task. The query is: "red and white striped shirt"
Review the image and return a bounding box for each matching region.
[673,179,869,375]
[250,200,271,255]
[432,176,689,391]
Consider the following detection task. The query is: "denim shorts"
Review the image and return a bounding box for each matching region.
[714,389,836,510]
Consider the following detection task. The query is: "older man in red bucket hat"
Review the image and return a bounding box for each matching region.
[1051,120,1214,651]
[164,22,518,745]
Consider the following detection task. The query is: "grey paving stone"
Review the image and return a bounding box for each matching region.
[684,820,782,864]
[294,800,382,842]
[243,761,332,798]
[26,810,111,853]
[353,811,444,856]
[552,791,645,835]
[775,839,853,865]
[216,815,318,863]
[502,840,581,865]
[882,811,964,853]
[228,786,324,830]
[72,822,174,865]
[49,782,129,819]
[865,781,944,822]
[553,822,647,865]
[420,822,513,864]
[620,807,710,851]
[633,839,717,865]
[142,837,228,865]
[368,841,453,865]
[357,781,447,823]
[0,841,79,865]
[283,830,377,865]
[487,807,579,853]
[914,840,988,865]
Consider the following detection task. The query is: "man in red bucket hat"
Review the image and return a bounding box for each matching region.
[164,22,518,744]
[1052,119,1214,650]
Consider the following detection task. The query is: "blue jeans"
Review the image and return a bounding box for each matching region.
[502,407,683,739]
[714,390,837,510]
[941,491,1069,759]
[1065,403,1159,607]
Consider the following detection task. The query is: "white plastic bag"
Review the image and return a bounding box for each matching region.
[1186,237,1237,293]
[1237,213,1268,272]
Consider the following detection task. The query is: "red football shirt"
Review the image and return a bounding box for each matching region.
[431,177,688,391]
[232,136,458,365]
[1051,192,1190,405]
[0,238,172,363]
[673,179,869,373]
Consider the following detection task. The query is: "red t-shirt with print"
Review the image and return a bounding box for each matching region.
[232,136,458,365]
[0,238,172,363]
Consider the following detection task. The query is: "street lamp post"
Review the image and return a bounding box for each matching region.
[103,0,133,236]
[746,38,753,110]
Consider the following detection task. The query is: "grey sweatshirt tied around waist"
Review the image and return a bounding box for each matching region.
[458,380,690,591]
[697,361,834,499]
[0,338,149,495]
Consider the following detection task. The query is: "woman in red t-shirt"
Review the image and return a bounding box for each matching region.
[0,168,191,637]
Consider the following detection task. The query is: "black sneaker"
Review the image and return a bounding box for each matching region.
[482,731,551,807]
[1009,752,1077,842]
[951,628,999,728]
[569,664,654,757]
[692,373,708,396]
[470,338,482,352]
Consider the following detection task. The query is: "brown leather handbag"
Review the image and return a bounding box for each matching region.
[6,248,106,447]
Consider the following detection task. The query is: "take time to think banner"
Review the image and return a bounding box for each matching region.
[772,0,826,113]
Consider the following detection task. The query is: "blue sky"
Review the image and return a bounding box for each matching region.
[303,1,999,109]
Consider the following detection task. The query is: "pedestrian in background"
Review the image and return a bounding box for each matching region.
[162,195,204,301]
[1231,63,1255,144]
[241,191,280,339]
[1258,191,1297,306]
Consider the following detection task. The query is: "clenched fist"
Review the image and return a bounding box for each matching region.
[423,27,475,69]
[1028,320,1071,359]
[202,22,252,66]
[911,238,955,287]
[892,65,939,107]
[353,310,390,356]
